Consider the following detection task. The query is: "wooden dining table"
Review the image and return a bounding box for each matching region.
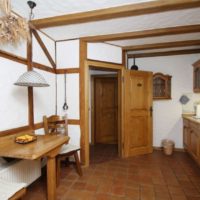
[0,132,69,200]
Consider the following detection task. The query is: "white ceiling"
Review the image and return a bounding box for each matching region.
[11,0,154,19]
[41,8,200,41]
[7,0,200,54]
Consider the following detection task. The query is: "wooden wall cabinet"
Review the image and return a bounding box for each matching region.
[153,73,171,100]
[183,118,200,166]
[193,60,200,93]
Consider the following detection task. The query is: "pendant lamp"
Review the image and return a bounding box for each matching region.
[14,1,49,87]
[131,57,139,70]
[14,70,49,87]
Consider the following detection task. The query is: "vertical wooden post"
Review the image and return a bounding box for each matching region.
[79,39,88,166]
[122,49,126,68]
[27,29,34,129]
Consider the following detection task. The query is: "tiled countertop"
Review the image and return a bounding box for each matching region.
[182,114,200,124]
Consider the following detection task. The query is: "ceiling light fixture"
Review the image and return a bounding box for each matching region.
[14,1,49,87]
[131,57,139,70]
[14,70,49,87]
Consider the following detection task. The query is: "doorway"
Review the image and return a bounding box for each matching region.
[89,70,119,164]
[82,60,152,166]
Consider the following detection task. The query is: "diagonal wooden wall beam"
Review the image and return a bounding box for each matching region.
[31,0,200,28]
[0,50,55,73]
[32,29,56,69]
[123,40,200,51]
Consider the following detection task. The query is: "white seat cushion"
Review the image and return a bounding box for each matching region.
[0,178,26,200]
[59,144,80,155]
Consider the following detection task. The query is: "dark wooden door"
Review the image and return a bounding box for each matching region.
[124,70,153,157]
[94,76,118,144]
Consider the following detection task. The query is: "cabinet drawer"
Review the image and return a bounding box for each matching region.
[190,121,200,133]
[183,119,189,127]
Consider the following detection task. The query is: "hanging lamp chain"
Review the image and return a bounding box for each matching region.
[27,1,36,20]
[63,74,69,111]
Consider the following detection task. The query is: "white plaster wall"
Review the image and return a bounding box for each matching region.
[0,57,28,131]
[32,32,55,66]
[33,69,56,123]
[88,43,122,64]
[68,125,81,147]
[1,32,55,64]
[56,40,80,68]
[56,39,81,146]
[0,32,55,132]
[128,54,200,148]
[0,41,26,58]
[57,74,80,119]
[182,93,200,114]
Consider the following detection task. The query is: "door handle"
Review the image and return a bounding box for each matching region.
[150,106,153,117]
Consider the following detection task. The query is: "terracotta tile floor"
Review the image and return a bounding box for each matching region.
[24,144,200,200]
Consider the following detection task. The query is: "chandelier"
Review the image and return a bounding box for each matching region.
[0,0,30,45]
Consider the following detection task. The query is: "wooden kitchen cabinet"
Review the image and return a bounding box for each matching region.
[183,119,190,149]
[183,117,200,166]
[153,73,171,100]
[193,60,200,93]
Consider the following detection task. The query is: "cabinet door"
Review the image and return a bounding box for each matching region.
[183,126,190,149]
[190,129,199,160]
[193,66,200,92]
[153,73,171,100]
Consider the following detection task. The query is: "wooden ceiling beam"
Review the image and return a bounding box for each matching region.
[31,0,200,29]
[56,68,80,74]
[123,40,200,51]
[32,29,56,68]
[127,49,200,58]
[82,25,200,42]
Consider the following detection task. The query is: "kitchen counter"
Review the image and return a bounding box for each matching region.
[182,115,200,166]
[182,115,200,124]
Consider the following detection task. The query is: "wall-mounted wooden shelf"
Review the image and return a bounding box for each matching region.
[153,73,171,100]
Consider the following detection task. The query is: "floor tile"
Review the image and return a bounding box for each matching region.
[23,145,200,200]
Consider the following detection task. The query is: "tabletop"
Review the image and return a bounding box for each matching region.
[0,133,69,160]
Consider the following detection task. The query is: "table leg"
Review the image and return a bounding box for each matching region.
[47,156,56,200]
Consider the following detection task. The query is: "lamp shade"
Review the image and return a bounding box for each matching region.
[14,70,49,87]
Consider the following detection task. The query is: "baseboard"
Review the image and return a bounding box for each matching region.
[153,146,185,152]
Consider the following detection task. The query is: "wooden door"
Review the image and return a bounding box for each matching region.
[124,70,153,157]
[94,77,118,144]
[183,126,190,149]
[189,128,199,160]
[183,119,190,149]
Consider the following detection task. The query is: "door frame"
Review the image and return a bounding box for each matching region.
[83,59,125,166]
[91,74,118,145]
